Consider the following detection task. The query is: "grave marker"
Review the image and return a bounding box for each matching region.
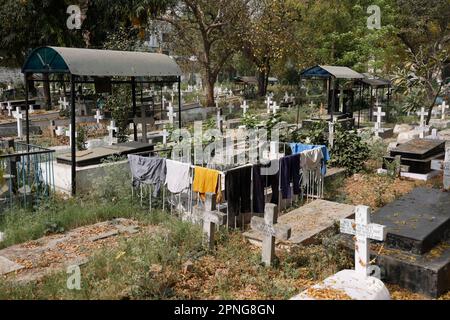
[441,101,448,120]
[134,105,152,143]
[28,105,34,114]
[107,120,118,145]
[416,107,429,138]
[65,124,77,148]
[240,100,248,115]
[373,106,386,137]
[12,107,23,138]
[167,103,177,125]
[6,102,13,117]
[94,109,104,124]
[328,121,335,149]
[55,126,65,136]
[202,193,227,250]
[250,203,292,267]
[58,97,69,111]
[266,96,272,114]
[340,205,387,276]
[162,124,169,146]
[271,102,280,115]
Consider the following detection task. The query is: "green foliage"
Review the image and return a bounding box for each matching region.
[330,124,370,174]
[242,112,259,129]
[290,121,327,146]
[76,126,87,151]
[104,87,131,143]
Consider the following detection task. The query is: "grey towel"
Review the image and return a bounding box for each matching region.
[128,155,166,196]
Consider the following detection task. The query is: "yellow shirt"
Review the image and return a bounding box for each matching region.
[192,166,222,202]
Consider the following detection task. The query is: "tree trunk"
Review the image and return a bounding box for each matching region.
[426,83,443,125]
[257,70,267,97]
[43,73,52,110]
[205,73,216,107]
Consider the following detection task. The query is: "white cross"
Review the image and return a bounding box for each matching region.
[12,107,23,138]
[170,91,175,104]
[58,97,69,111]
[202,193,227,250]
[6,102,13,116]
[65,124,78,148]
[134,105,153,143]
[416,107,429,138]
[240,100,248,115]
[328,121,335,149]
[309,101,316,108]
[271,102,280,114]
[441,101,448,120]
[28,104,34,114]
[266,96,272,114]
[162,124,169,146]
[373,107,386,136]
[340,205,387,276]
[167,103,177,124]
[107,120,118,145]
[55,126,65,136]
[94,109,104,124]
[284,92,290,103]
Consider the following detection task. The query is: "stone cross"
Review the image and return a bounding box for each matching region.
[28,104,34,114]
[167,103,177,124]
[340,205,387,276]
[6,102,13,116]
[373,106,386,136]
[58,97,69,111]
[65,124,77,148]
[442,147,450,190]
[12,107,23,138]
[441,101,448,120]
[328,120,335,149]
[134,105,152,143]
[240,100,248,115]
[271,102,280,115]
[202,193,227,250]
[266,96,272,114]
[284,92,290,103]
[416,107,429,138]
[94,109,104,124]
[250,203,292,267]
[107,120,118,145]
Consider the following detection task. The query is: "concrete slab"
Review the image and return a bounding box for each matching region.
[0,256,24,275]
[244,200,355,246]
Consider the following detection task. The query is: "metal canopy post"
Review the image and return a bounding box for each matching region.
[131,77,138,141]
[70,75,77,196]
[330,76,336,123]
[178,76,182,130]
[24,73,30,145]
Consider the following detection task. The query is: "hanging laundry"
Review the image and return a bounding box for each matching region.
[165,159,191,194]
[128,155,166,196]
[252,160,279,214]
[192,166,222,202]
[300,148,323,187]
[290,143,330,175]
[280,154,301,199]
[225,166,252,219]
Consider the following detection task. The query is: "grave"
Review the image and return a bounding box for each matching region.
[292,206,390,300]
[364,187,450,298]
[383,139,445,174]
[202,193,227,250]
[12,107,23,138]
[244,200,355,246]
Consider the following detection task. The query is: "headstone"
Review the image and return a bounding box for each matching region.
[240,100,248,115]
[6,102,13,116]
[65,124,77,148]
[94,109,104,124]
[167,103,177,125]
[250,203,292,267]
[340,205,387,276]
[202,193,227,250]
[266,96,272,114]
[12,107,23,138]
[107,120,118,145]
[441,101,448,120]
[170,91,175,104]
[271,102,280,115]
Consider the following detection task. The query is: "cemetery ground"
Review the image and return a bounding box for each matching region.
[0,161,448,300]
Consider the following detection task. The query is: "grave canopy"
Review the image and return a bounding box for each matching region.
[21,46,182,77]
[300,65,364,79]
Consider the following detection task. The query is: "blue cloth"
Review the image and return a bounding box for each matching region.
[289,143,330,175]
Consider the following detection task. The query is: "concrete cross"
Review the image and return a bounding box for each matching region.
[12,107,23,138]
[416,107,429,138]
[441,101,448,120]
[94,109,104,124]
[328,120,335,149]
[6,102,13,116]
[240,100,248,115]
[107,120,118,145]
[373,106,386,137]
[58,97,69,111]
[250,203,292,267]
[167,103,177,125]
[170,91,175,104]
[340,205,387,276]
[28,104,34,114]
[284,92,290,103]
[202,193,227,250]
[271,102,280,115]
[266,96,272,114]
[134,105,152,143]
[65,124,78,148]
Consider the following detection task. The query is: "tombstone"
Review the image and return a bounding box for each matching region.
[58,97,69,111]
[265,96,272,114]
[271,102,280,115]
[28,104,34,114]
[167,103,177,125]
[250,203,292,267]
[441,101,448,120]
[134,105,152,143]
[6,102,13,117]
[107,120,118,145]
[340,206,387,276]
[202,193,227,250]
[284,92,290,103]
[65,124,77,148]
[416,107,429,138]
[240,100,248,115]
[444,147,450,190]
[426,128,439,140]
[227,102,234,114]
[373,106,386,137]
[12,107,23,138]
[94,109,104,124]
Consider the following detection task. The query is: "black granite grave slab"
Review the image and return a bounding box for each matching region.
[372,187,450,255]
[383,152,445,174]
[390,139,445,160]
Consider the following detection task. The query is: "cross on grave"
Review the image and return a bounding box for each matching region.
[12,107,23,138]
[94,109,104,124]
[65,124,77,148]
[107,120,118,145]
[49,120,57,138]
[6,102,13,117]
[202,193,227,250]
[250,203,292,267]
[58,97,69,111]
[309,101,316,109]
[162,124,169,146]
[271,102,280,115]
[55,126,65,136]
[373,106,386,137]
[416,107,429,138]
[134,105,153,143]
[266,96,272,114]
[328,120,335,149]
[240,100,249,115]
[441,101,448,120]
[167,103,177,125]
[28,105,34,114]
[340,205,387,276]
[284,92,290,103]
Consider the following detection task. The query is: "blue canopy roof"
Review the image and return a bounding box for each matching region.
[301,65,364,79]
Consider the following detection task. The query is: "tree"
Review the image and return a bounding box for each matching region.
[241,0,302,96]
[136,0,249,107]
[393,0,450,124]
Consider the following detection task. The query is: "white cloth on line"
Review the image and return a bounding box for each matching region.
[300,148,323,187]
[165,159,191,193]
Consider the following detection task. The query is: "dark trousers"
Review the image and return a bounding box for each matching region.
[225,166,252,219]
